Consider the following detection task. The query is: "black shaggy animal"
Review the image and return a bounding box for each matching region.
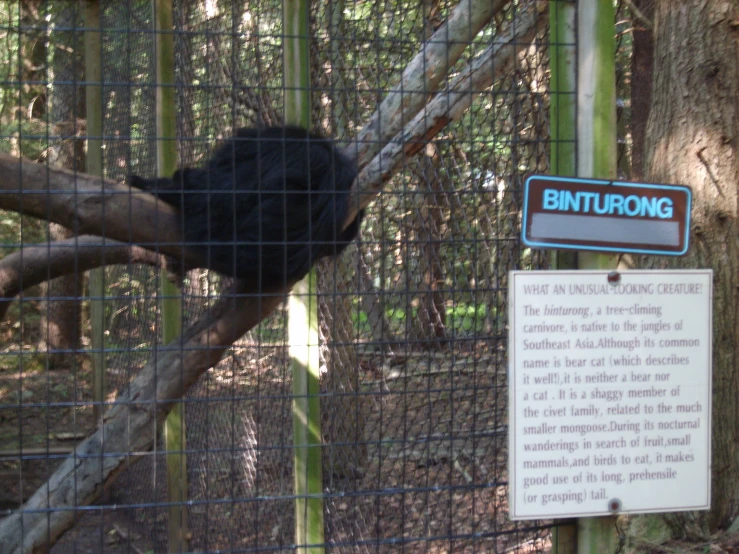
[130,126,363,288]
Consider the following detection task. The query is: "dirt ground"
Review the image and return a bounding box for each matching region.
[1,331,738,553]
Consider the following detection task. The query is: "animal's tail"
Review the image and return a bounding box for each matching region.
[128,175,175,193]
[128,175,182,208]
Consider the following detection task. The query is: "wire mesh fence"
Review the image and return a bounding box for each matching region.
[0,0,599,551]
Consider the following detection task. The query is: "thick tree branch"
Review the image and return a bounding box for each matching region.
[0,154,194,264]
[0,280,292,554]
[0,236,170,320]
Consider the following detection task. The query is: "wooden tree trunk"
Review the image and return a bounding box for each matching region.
[629,0,654,180]
[411,150,448,345]
[319,252,368,480]
[40,3,84,369]
[39,225,83,369]
[645,0,739,532]
[412,0,447,346]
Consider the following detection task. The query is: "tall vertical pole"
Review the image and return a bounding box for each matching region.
[549,1,578,551]
[550,0,578,277]
[284,0,325,551]
[84,0,105,423]
[577,0,618,269]
[576,0,620,550]
[153,0,189,551]
[550,0,577,178]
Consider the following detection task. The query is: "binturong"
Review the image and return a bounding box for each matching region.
[129,126,364,288]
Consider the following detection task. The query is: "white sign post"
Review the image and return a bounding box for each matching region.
[508,270,712,520]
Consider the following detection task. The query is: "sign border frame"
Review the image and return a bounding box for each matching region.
[522,176,693,256]
[507,269,713,520]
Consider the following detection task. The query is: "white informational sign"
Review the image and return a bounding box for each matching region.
[508,270,712,520]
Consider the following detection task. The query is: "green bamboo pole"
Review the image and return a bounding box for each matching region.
[550,0,577,179]
[284,0,324,551]
[84,0,106,424]
[576,1,619,551]
[577,0,618,272]
[549,2,578,551]
[549,0,578,278]
[153,0,189,551]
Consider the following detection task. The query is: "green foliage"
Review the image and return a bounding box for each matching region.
[448,303,489,334]
[350,309,370,333]
[0,351,46,375]
[349,302,493,337]
[386,306,409,322]
[0,120,49,160]
[0,207,47,260]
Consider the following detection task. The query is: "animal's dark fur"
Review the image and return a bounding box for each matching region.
[130,126,363,287]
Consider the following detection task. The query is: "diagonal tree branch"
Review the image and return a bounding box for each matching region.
[346,1,543,222]
[0,279,292,554]
[351,0,508,166]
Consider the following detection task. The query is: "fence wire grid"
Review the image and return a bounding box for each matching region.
[0,0,634,551]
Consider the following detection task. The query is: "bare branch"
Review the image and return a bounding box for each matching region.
[0,236,170,320]
[351,0,507,167]
[346,2,543,222]
[0,280,292,553]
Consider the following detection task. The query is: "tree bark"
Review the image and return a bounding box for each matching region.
[319,251,368,480]
[358,249,398,348]
[630,0,653,180]
[0,154,182,256]
[38,224,83,369]
[645,0,739,532]
[14,2,86,368]
[411,147,447,345]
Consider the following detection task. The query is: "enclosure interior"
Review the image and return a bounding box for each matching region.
[0,0,633,551]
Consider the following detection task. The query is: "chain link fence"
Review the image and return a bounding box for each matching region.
[0,0,597,551]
